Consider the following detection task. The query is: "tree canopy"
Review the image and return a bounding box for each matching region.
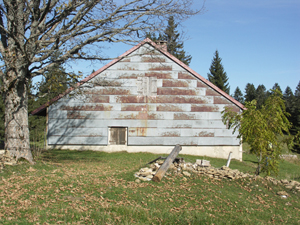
[233,86,244,104]
[222,90,292,176]
[207,50,230,94]
[0,0,204,163]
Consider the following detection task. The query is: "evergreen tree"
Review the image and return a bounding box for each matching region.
[244,83,256,102]
[255,84,267,109]
[207,50,230,94]
[272,83,282,94]
[162,16,192,65]
[233,86,244,104]
[293,81,300,152]
[146,16,192,65]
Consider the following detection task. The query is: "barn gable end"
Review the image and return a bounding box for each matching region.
[33,39,244,160]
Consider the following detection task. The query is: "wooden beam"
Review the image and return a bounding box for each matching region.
[152,145,182,182]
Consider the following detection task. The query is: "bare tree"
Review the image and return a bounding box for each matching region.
[0,0,204,164]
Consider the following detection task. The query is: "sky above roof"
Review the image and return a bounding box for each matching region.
[67,0,300,95]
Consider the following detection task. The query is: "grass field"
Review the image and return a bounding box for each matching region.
[0,150,299,224]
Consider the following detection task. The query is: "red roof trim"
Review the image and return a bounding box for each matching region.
[31,38,244,115]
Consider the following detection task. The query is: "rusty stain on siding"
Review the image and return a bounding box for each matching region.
[87,95,110,103]
[61,105,113,111]
[214,96,231,104]
[137,112,148,119]
[120,58,131,62]
[174,124,192,128]
[145,72,172,79]
[161,131,180,137]
[191,105,220,112]
[116,96,146,103]
[174,113,196,120]
[119,74,139,79]
[67,111,86,119]
[154,96,208,104]
[178,72,194,79]
[141,57,166,63]
[157,88,196,95]
[137,127,147,136]
[149,65,172,71]
[121,105,147,111]
[163,80,189,87]
[119,66,136,70]
[157,104,184,112]
[129,127,147,136]
[197,81,207,88]
[206,88,221,96]
[83,88,130,95]
[194,131,214,137]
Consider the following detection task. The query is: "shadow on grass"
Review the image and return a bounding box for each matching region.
[41,149,106,163]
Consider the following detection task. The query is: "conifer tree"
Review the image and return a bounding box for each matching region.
[272,83,282,94]
[146,16,192,65]
[244,83,256,102]
[207,50,230,94]
[162,16,192,65]
[233,87,244,104]
[255,84,267,109]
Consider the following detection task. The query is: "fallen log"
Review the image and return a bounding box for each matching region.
[152,144,182,182]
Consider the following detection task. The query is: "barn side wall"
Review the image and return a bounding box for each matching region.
[47,43,242,160]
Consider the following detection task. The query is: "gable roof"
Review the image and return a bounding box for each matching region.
[31,38,245,116]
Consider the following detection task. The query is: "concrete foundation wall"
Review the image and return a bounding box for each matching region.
[47,144,243,161]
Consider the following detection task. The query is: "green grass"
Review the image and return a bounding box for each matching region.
[0,150,299,224]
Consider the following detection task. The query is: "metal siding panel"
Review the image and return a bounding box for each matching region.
[48,136,107,145]
[48,127,107,136]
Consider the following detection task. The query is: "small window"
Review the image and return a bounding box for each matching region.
[109,127,127,145]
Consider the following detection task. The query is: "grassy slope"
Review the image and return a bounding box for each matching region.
[0,150,299,224]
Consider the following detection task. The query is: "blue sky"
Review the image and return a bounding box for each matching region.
[68,0,300,95]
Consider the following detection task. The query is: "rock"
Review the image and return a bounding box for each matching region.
[183,171,191,177]
[146,174,153,179]
[289,181,297,186]
[285,185,293,189]
[277,191,289,196]
[135,179,141,183]
[281,179,289,184]
[139,177,151,182]
[221,166,230,171]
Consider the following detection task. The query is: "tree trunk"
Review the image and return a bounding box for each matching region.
[152,145,182,182]
[4,72,35,164]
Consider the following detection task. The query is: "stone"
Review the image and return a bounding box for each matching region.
[277,191,288,196]
[281,179,289,184]
[221,166,230,170]
[139,177,151,181]
[146,174,153,179]
[135,179,141,183]
[183,171,191,177]
[285,185,293,189]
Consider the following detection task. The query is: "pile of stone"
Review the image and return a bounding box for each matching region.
[265,176,300,191]
[134,158,300,192]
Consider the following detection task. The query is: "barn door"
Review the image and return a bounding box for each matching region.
[109,127,127,145]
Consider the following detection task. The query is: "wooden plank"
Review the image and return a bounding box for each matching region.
[152,144,182,182]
